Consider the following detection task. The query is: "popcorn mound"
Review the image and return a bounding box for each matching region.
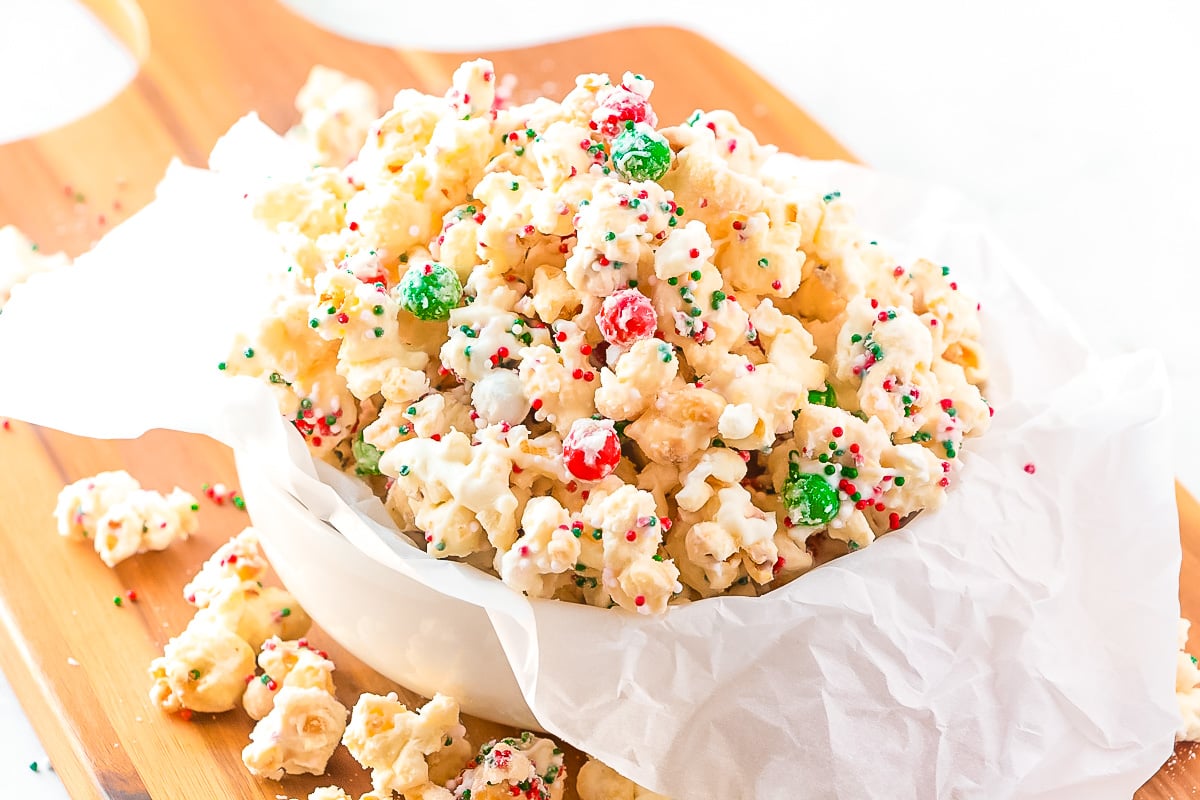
[225,60,990,614]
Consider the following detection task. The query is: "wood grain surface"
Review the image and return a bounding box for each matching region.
[0,0,1194,797]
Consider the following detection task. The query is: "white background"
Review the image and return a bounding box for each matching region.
[1,0,1197,796]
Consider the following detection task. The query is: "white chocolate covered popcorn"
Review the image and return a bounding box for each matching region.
[288,65,380,168]
[148,618,255,714]
[54,472,198,566]
[184,527,270,606]
[343,692,471,797]
[244,637,337,720]
[53,470,141,539]
[446,731,567,800]
[576,758,669,800]
[92,488,200,567]
[1177,618,1200,742]
[149,530,311,714]
[242,685,349,780]
[227,60,990,610]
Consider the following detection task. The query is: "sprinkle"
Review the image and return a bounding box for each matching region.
[178,709,193,722]
[634,595,646,607]
[822,191,841,203]
[832,426,844,438]
[1023,462,1036,475]
[125,590,138,602]
[112,596,123,607]
[894,476,906,486]
[625,530,637,542]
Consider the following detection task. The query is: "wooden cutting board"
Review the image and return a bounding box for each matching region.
[0,1,1195,797]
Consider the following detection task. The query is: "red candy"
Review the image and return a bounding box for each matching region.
[593,85,657,138]
[562,418,621,482]
[597,289,657,347]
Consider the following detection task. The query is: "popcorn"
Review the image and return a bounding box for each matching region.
[447,731,566,800]
[244,637,337,720]
[288,66,380,168]
[576,758,669,800]
[242,686,349,780]
[342,692,471,796]
[227,60,991,611]
[53,472,199,566]
[53,470,142,540]
[148,529,311,714]
[148,619,255,714]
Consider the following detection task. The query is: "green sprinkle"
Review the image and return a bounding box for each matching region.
[243,348,254,358]
[309,319,319,328]
[823,464,836,475]
[942,266,951,276]
[399,465,410,476]
[652,554,663,562]
[29,762,38,773]
[444,736,454,747]
[189,669,201,680]
[300,398,313,410]
[605,231,616,241]
[848,540,860,551]
[510,181,520,191]
[112,596,122,607]
[627,279,638,288]
[808,382,837,408]
[592,529,603,540]
[850,333,863,344]
[435,541,446,551]
[894,476,906,486]
[190,503,199,512]
[757,257,769,268]
[842,466,859,479]
[674,206,684,215]
[373,305,385,315]
[514,146,525,156]
[217,361,227,371]
[822,191,841,203]
[689,306,702,317]
[690,269,702,281]
[947,408,957,417]
[232,495,246,510]
[850,492,862,502]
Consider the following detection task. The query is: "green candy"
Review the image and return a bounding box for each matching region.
[782,466,840,526]
[398,261,462,321]
[352,434,382,476]
[610,122,672,182]
[808,381,837,408]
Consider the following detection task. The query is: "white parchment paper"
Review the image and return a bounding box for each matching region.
[0,116,1182,799]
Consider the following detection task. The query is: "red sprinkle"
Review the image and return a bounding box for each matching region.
[893,266,905,277]
[1023,462,1036,475]
[625,530,637,542]
[634,595,646,607]
[888,512,901,530]
[689,248,700,259]
[832,426,844,438]
[178,709,193,722]
[348,221,359,231]
[939,477,950,487]
[125,590,138,602]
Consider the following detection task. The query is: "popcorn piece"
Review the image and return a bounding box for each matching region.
[342,692,470,796]
[288,66,380,167]
[244,637,337,720]
[92,488,200,567]
[448,731,567,800]
[197,582,312,651]
[497,496,581,598]
[243,686,349,780]
[586,484,680,614]
[148,618,255,713]
[53,470,141,539]
[577,758,669,800]
[1178,618,1200,742]
[184,527,270,607]
[0,225,69,309]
